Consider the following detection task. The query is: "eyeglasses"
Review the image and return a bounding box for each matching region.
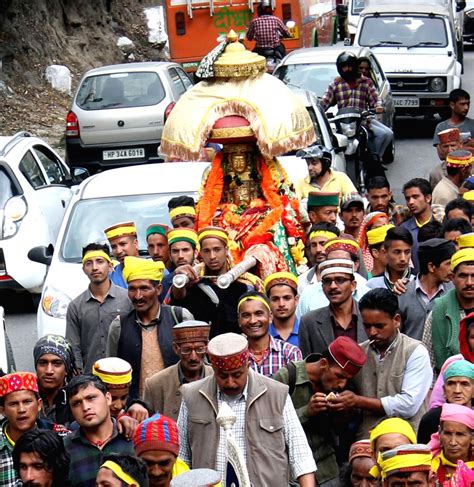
[179,346,207,356]
[321,277,352,287]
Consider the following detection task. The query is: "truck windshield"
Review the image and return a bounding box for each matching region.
[358,16,448,47]
[352,0,367,15]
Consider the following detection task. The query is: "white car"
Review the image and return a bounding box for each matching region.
[0,132,73,297]
[31,158,309,338]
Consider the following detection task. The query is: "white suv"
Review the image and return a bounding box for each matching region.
[354,3,462,118]
[0,132,72,297]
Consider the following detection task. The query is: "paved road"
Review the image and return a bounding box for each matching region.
[2,48,474,373]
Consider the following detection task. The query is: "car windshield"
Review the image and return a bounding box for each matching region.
[275,63,339,97]
[76,71,166,110]
[358,16,448,47]
[60,193,191,262]
[352,0,367,15]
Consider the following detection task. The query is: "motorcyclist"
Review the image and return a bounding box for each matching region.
[321,52,393,162]
[246,0,291,59]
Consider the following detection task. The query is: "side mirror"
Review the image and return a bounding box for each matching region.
[28,245,54,266]
[72,167,90,184]
[456,1,466,11]
[334,133,349,150]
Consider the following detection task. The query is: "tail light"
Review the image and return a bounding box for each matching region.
[66,111,80,138]
[175,12,186,36]
[164,102,176,122]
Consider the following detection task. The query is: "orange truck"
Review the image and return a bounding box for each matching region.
[165,0,338,71]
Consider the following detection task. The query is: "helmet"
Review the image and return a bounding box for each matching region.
[258,0,273,15]
[296,145,332,176]
[336,52,359,82]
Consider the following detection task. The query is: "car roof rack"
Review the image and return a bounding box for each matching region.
[0,131,33,158]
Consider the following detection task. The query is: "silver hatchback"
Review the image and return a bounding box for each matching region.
[66,62,193,173]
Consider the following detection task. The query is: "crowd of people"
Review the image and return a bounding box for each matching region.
[3,33,474,487]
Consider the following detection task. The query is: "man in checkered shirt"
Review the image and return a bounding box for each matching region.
[321,51,393,161]
[246,1,291,58]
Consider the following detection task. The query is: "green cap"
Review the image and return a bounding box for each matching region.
[307,192,339,208]
[146,223,168,239]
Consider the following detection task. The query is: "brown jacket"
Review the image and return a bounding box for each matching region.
[181,368,292,487]
[144,363,213,420]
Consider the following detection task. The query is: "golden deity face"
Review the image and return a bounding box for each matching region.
[229,153,249,174]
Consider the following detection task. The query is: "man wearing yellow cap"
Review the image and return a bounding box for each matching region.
[433,150,473,206]
[107,256,194,399]
[169,227,253,337]
[66,243,132,374]
[423,247,474,370]
[265,271,300,347]
[375,444,433,486]
[104,221,140,289]
[369,417,417,456]
[366,223,392,277]
[160,228,199,302]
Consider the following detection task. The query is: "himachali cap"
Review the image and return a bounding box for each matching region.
[123,256,165,283]
[418,238,456,264]
[167,228,199,249]
[349,440,374,464]
[92,357,132,389]
[207,333,249,371]
[327,336,367,377]
[104,221,137,241]
[451,248,474,271]
[457,232,474,249]
[170,468,221,486]
[146,224,168,239]
[307,192,339,208]
[172,320,211,345]
[463,190,474,201]
[367,224,394,246]
[0,372,38,397]
[133,413,180,456]
[263,271,298,293]
[438,127,461,144]
[324,235,360,256]
[197,226,229,245]
[340,193,365,212]
[376,444,432,480]
[168,195,196,223]
[445,149,473,168]
[319,258,354,279]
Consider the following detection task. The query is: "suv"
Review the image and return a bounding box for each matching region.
[354,3,462,118]
[66,62,194,173]
[0,132,72,297]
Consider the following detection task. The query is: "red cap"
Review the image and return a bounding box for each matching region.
[0,372,38,398]
[328,337,367,377]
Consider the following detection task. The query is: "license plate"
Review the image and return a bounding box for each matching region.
[103,148,145,160]
[393,97,419,107]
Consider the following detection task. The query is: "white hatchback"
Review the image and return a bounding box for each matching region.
[0,132,72,297]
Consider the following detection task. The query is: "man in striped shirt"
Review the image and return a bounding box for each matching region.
[237,291,302,377]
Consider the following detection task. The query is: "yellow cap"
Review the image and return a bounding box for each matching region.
[367,224,394,246]
[104,221,137,241]
[457,232,474,249]
[123,256,165,283]
[451,248,474,271]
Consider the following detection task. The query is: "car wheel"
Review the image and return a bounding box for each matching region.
[382,141,395,164]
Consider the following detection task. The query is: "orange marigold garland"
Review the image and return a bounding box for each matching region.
[196,152,225,228]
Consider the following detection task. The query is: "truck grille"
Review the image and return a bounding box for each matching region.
[387,76,446,93]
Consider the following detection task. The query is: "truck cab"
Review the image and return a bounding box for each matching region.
[354,3,462,118]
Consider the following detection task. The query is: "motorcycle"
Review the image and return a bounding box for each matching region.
[331,107,385,192]
[255,46,283,73]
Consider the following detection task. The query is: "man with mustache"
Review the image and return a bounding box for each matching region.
[107,256,193,399]
[144,320,212,420]
[340,194,365,240]
[66,243,131,374]
[104,222,140,289]
[331,288,432,439]
[12,429,70,487]
[423,248,474,371]
[177,333,317,486]
[299,258,367,358]
[273,336,367,486]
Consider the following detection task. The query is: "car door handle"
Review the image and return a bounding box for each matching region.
[61,199,67,208]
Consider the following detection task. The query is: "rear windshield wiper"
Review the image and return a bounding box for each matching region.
[407,41,443,48]
[367,41,403,47]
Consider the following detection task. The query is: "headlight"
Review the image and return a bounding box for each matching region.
[2,196,27,238]
[341,121,357,138]
[41,286,71,319]
[429,77,446,92]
